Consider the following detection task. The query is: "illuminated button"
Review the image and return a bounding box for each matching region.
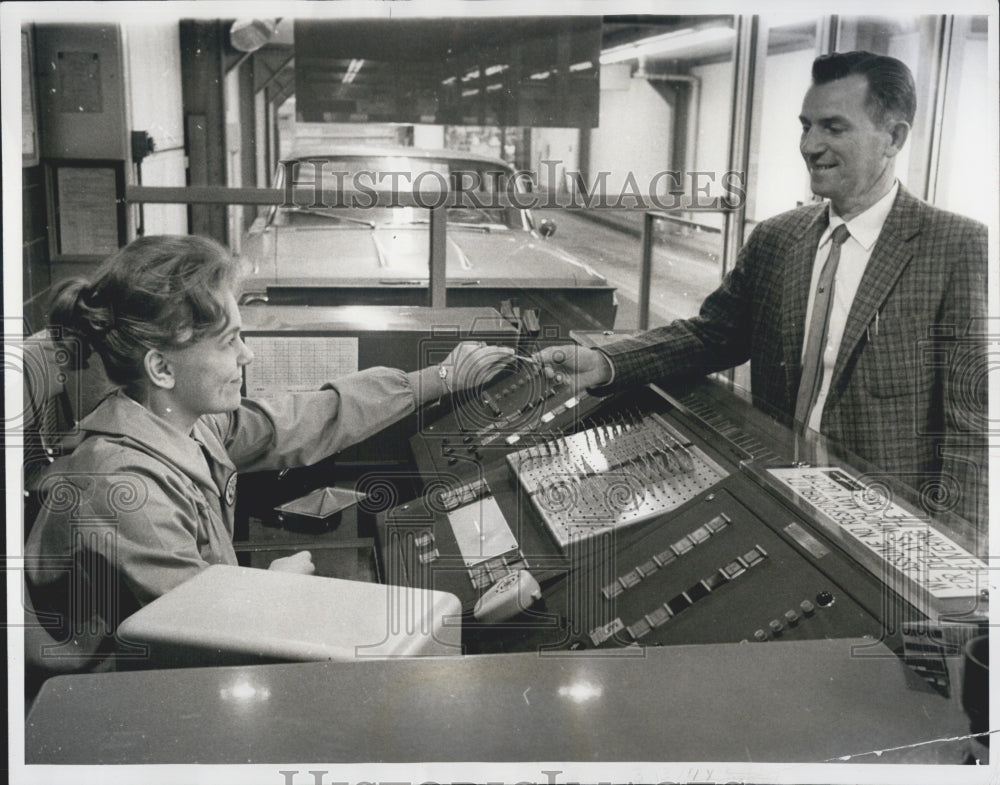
[639,559,659,577]
[626,618,652,640]
[619,570,642,589]
[414,532,434,549]
[816,590,835,607]
[689,526,711,545]
[671,537,694,556]
[722,561,745,579]
[654,550,676,567]
[784,610,800,626]
[753,629,768,642]
[769,620,784,636]
[602,582,623,600]
[704,572,727,590]
[742,547,765,566]
[646,606,671,628]
[800,600,816,616]
[705,513,730,533]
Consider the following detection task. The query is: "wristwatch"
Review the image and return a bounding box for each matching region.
[438,364,452,394]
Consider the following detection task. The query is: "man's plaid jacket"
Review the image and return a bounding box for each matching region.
[597,186,988,542]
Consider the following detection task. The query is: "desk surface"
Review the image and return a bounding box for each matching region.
[26,637,969,765]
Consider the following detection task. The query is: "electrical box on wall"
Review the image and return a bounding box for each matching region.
[34,24,127,160]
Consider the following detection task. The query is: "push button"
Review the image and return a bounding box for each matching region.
[784,610,800,626]
[769,620,784,636]
[800,600,816,616]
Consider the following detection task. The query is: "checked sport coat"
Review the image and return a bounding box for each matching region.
[597,186,988,540]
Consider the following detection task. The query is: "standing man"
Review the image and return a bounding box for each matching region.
[538,51,987,541]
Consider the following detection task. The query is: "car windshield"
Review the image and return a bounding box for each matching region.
[278,156,526,230]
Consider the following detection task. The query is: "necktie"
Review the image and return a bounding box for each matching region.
[794,223,851,428]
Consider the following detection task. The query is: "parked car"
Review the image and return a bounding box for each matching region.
[239,147,617,333]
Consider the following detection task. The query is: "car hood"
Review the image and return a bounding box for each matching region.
[249,225,608,287]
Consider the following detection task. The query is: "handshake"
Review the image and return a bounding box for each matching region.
[433,341,613,397]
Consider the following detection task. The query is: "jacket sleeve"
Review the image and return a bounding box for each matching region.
[205,365,420,472]
[24,461,233,672]
[592,224,763,394]
[938,222,989,546]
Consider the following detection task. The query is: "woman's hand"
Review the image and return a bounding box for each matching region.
[268,550,316,575]
[439,341,515,393]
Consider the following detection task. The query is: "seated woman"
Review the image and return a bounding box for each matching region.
[24,234,512,676]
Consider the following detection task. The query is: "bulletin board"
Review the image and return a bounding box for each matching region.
[47,160,126,261]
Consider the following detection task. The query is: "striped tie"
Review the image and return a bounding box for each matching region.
[794,223,851,428]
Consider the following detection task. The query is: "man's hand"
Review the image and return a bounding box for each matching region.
[268,550,315,575]
[440,341,515,393]
[533,344,613,392]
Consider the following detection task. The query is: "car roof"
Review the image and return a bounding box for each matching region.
[281,145,516,171]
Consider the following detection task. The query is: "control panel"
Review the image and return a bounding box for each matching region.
[380,354,986,664]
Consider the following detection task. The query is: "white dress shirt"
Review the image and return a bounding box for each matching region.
[801,181,899,432]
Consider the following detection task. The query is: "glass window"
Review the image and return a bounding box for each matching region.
[932,16,991,224]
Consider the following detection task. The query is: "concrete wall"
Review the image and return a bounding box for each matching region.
[586,63,673,199]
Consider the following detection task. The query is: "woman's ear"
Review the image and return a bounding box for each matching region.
[144,348,176,390]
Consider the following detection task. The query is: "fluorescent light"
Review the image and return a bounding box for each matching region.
[462,69,480,82]
[485,83,503,92]
[530,70,551,80]
[441,76,457,86]
[342,58,364,84]
[600,26,735,64]
[484,64,509,76]
[569,61,593,72]
[461,88,479,97]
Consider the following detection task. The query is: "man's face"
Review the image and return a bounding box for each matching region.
[799,73,902,219]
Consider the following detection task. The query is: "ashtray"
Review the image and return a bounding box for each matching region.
[274,487,367,532]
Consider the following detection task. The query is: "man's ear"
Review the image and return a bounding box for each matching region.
[144,348,176,390]
[886,120,910,157]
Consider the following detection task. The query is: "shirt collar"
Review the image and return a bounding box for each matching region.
[822,180,899,252]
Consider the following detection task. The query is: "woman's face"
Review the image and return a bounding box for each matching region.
[160,292,254,420]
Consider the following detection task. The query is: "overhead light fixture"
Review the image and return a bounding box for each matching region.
[484,64,509,76]
[599,26,735,64]
[462,68,481,82]
[530,70,551,80]
[342,59,364,84]
[230,19,278,53]
[461,88,479,97]
[485,83,503,92]
[569,61,593,72]
[441,76,457,86]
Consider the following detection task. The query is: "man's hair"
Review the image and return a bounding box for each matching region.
[812,51,916,127]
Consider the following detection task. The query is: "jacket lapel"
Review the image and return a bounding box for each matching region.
[829,187,922,392]
[781,206,829,399]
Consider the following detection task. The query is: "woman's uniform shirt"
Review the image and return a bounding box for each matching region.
[24,366,422,672]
